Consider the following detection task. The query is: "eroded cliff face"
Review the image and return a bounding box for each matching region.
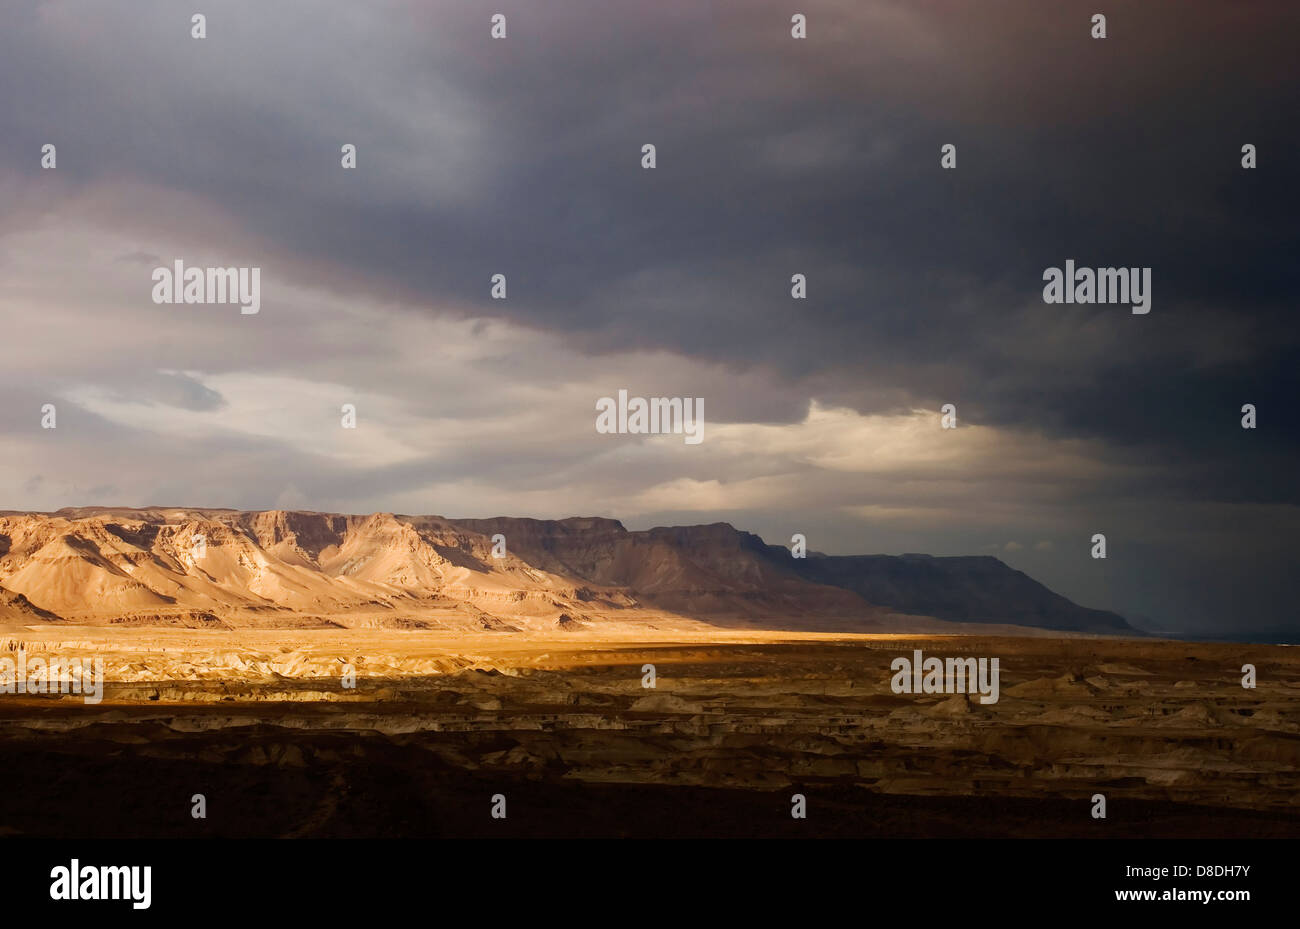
[0,507,1130,634]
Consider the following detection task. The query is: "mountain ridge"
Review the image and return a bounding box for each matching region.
[0,507,1133,635]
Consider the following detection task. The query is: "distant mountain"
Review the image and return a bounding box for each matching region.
[774,550,1132,633]
[0,508,1133,635]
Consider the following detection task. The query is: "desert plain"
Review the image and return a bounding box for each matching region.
[1,623,1296,839]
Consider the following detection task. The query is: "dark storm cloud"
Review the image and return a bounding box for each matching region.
[3,0,1293,509]
[0,0,1296,633]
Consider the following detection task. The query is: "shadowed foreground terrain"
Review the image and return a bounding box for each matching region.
[1,630,1296,838]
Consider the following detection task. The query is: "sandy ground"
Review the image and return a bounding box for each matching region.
[1,627,1296,837]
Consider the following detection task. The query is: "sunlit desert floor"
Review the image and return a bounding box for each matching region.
[1,626,1297,838]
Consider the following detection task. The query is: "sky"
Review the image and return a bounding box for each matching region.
[0,0,1296,636]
